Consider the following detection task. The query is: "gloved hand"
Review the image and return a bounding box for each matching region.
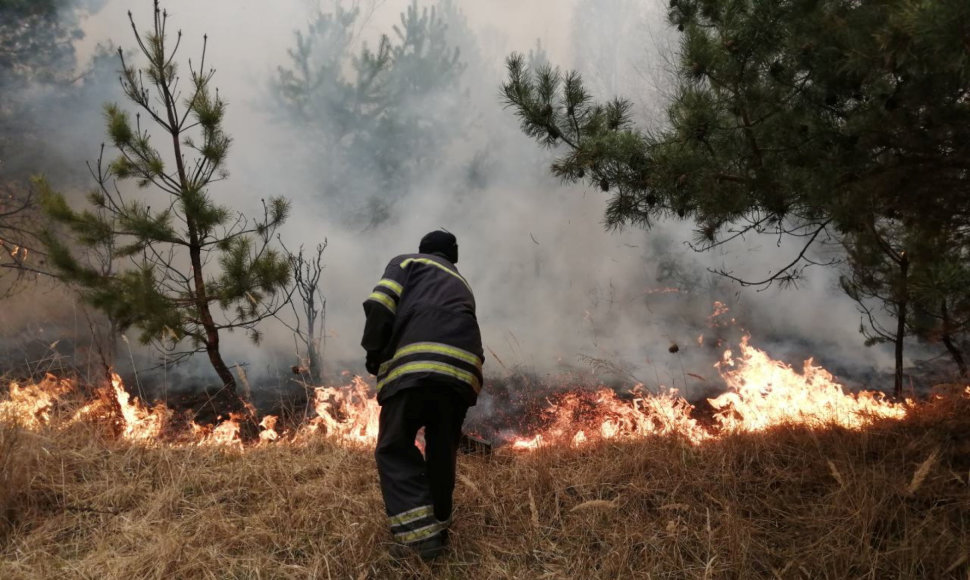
[365,351,382,376]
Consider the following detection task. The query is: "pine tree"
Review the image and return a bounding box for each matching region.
[503,0,970,394]
[40,1,292,398]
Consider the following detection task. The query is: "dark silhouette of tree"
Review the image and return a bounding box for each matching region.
[275,0,466,225]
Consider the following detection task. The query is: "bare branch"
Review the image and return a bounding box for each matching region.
[711,219,833,289]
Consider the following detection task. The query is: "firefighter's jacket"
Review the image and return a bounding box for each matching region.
[362,252,483,405]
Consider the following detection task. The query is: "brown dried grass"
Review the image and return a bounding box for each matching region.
[1,395,969,579]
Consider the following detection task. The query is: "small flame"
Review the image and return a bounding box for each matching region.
[508,386,708,449]
[70,373,173,442]
[259,415,280,442]
[192,414,246,447]
[0,374,73,428]
[707,301,730,325]
[110,373,170,441]
[300,376,380,445]
[0,239,28,262]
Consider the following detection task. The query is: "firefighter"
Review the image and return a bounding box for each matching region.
[361,230,484,560]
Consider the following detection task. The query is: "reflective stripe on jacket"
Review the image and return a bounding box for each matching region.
[362,252,483,405]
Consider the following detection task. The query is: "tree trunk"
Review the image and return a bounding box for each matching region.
[894,301,906,397]
[155,45,237,396]
[893,256,909,398]
[190,240,237,393]
[941,299,968,377]
[205,334,237,391]
[187,239,235,392]
[306,309,319,380]
[941,334,967,378]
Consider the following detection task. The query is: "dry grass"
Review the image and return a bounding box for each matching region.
[1,396,969,579]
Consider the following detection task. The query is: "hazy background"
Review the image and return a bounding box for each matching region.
[2,0,896,399]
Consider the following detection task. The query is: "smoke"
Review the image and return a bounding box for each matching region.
[1,0,898,396]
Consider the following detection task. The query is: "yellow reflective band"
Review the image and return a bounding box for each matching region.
[388,505,433,527]
[394,520,448,544]
[400,258,471,293]
[377,361,480,393]
[391,342,482,368]
[367,291,397,314]
[377,278,403,296]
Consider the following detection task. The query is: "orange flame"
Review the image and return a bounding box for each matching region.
[0,374,73,428]
[707,300,731,326]
[109,373,171,441]
[710,336,906,431]
[0,336,956,452]
[509,387,707,450]
[192,414,245,447]
[300,376,380,445]
[259,415,280,442]
[70,373,174,442]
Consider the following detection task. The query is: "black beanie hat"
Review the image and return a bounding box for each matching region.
[419,230,458,263]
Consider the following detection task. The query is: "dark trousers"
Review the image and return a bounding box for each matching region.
[375,384,469,537]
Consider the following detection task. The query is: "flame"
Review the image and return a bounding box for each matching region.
[0,374,74,428]
[707,300,731,325]
[0,239,28,262]
[300,376,380,445]
[109,373,171,441]
[710,336,906,431]
[192,414,245,447]
[259,415,280,442]
[0,336,957,452]
[71,373,176,442]
[0,370,381,447]
[508,386,708,449]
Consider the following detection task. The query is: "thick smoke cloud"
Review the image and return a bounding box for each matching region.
[9,0,896,396]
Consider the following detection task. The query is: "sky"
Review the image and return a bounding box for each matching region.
[7,0,899,396]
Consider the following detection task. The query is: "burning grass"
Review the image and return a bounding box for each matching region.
[2,390,969,578]
[1,337,968,577]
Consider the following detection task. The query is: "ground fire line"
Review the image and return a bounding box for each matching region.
[2,334,939,451]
